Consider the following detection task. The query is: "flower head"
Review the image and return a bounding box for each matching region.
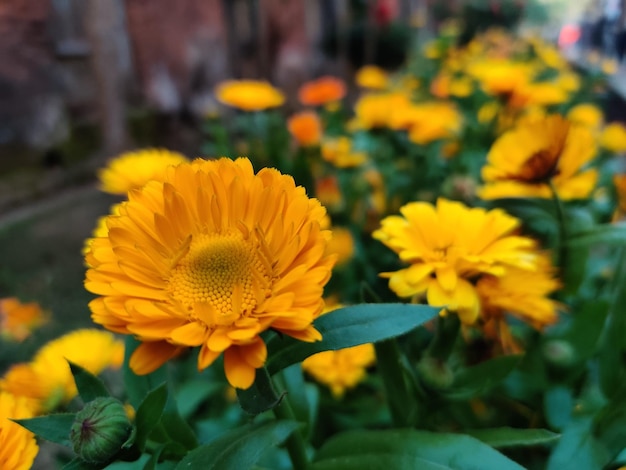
[287,111,322,147]
[0,329,124,414]
[567,103,604,130]
[355,65,389,90]
[0,392,38,470]
[321,137,368,168]
[478,114,598,200]
[298,76,346,106]
[373,198,538,324]
[302,305,375,397]
[98,149,189,195]
[600,122,626,153]
[0,297,48,342]
[85,158,335,389]
[215,80,285,111]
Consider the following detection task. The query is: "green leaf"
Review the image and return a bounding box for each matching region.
[15,413,75,446]
[560,300,610,361]
[312,429,525,470]
[445,355,522,399]
[565,223,626,247]
[236,367,283,415]
[176,380,223,419]
[544,387,573,430]
[174,420,300,470]
[547,417,611,470]
[61,458,93,470]
[134,383,168,451]
[68,361,110,403]
[266,303,439,375]
[465,427,560,448]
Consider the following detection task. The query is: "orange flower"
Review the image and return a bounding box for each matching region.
[298,76,346,106]
[0,298,48,342]
[287,111,322,147]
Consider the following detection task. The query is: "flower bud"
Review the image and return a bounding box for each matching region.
[417,356,454,390]
[70,397,132,464]
[543,339,576,368]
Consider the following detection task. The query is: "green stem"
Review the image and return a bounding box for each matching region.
[374,338,413,427]
[426,313,460,361]
[272,383,309,470]
[549,180,568,266]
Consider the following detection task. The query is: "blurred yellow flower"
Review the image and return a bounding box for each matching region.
[600,122,626,153]
[298,76,346,106]
[391,101,462,145]
[477,102,500,124]
[302,305,375,398]
[326,227,355,266]
[0,297,48,342]
[567,103,604,130]
[354,92,411,129]
[356,65,389,90]
[466,59,534,97]
[85,158,336,389]
[287,111,322,147]
[321,137,368,168]
[479,114,598,200]
[509,82,568,108]
[601,59,618,75]
[0,329,124,413]
[373,198,538,324]
[430,74,473,98]
[0,392,38,470]
[555,72,581,93]
[215,79,285,111]
[98,148,189,195]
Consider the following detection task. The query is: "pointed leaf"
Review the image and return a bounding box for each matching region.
[68,361,110,403]
[134,383,168,451]
[174,420,300,470]
[237,367,283,415]
[15,413,76,446]
[547,417,611,470]
[266,303,439,375]
[566,223,626,247]
[445,355,522,399]
[465,427,560,448]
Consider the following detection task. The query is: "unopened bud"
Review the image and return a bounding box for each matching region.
[417,356,454,390]
[543,339,576,368]
[70,397,132,464]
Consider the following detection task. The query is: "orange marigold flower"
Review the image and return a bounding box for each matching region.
[0,392,38,470]
[478,114,598,200]
[298,76,346,106]
[0,298,48,342]
[287,111,322,147]
[84,158,336,389]
[215,80,285,111]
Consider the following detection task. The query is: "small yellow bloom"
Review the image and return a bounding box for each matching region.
[356,65,389,90]
[373,198,539,324]
[601,59,618,75]
[98,148,189,195]
[0,297,48,342]
[567,103,604,130]
[326,227,355,266]
[215,80,285,111]
[600,122,626,153]
[391,102,462,145]
[479,114,598,200]
[85,158,336,389]
[354,92,411,129]
[302,305,375,398]
[321,137,368,168]
[287,111,322,147]
[0,392,38,470]
[477,102,500,124]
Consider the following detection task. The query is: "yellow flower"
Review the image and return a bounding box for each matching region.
[477,102,500,124]
[354,92,411,129]
[326,227,355,266]
[601,59,618,75]
[0,297,48,342]
[555,72,581,93]
[302,305,375,398]
[355,65,389,90]
[287,111,322,147]
[373,198,538,324]
[466,59,534,97]
[98,148,189,195]
[476,256,561,353]
[0,329,124,414]
[215,80,285,111]
[430,74,473,98]
[478,114,598,200]
[509,82,568,108]
[85,158,336,389]
[83,204,122,259]
[321,137,368,168]
[391,101,462,145]
[567,103,604,130]
[600,123,626,153]
[0,392,38,470]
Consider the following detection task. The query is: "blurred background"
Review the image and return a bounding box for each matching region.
[1,0,625,215]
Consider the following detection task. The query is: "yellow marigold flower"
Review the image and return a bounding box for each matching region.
[354,92,411,129]
[509,82,568,108]
[321,137,368,168]
[1,329,123,414]
[298,76,346,107]
[215,79,285,111]
[373,198,538,324]
[326,227,355,266]
[477,256,561,353]
[287,111,322,147]
[478,114,598,200]
[600,122,626,153]
[302,305,375,398]
[466,59,535,97]
[0,297,48,342]
[0,392,38,470]
[430,74,473,98]
[85,158,336,389]
[477,102,500,124]
[83,204,122,259]
[555,72,581,93]
[391,102,462,145]
[355,65,389,90]
[98,148,189,195]
[567,103,604,130]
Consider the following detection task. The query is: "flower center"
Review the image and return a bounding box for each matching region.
[167,232,272,323]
